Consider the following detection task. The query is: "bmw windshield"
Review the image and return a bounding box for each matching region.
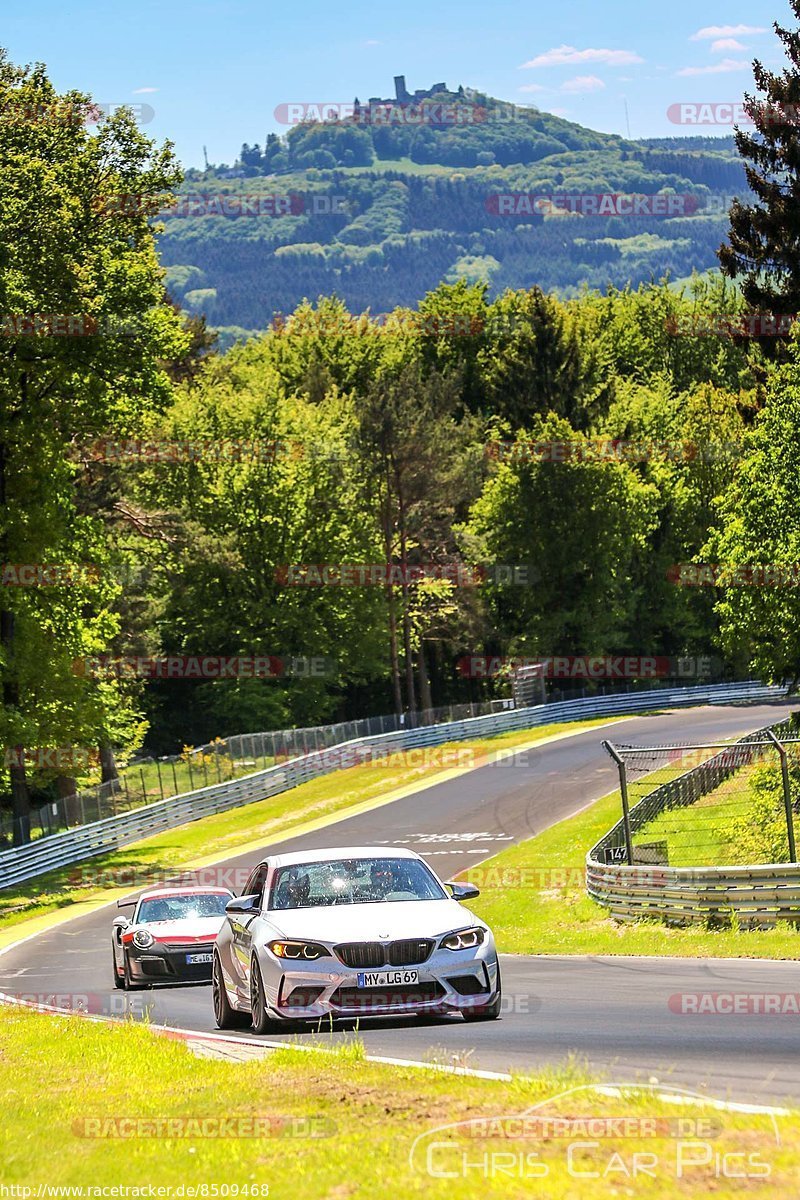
[269,858,447,909]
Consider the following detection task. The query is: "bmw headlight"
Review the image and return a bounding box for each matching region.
[132,929,155,949]
[439,927,485,951]
[268,940,329,960]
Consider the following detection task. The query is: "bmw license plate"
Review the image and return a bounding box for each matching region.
[186,953,213,964]
[357,969,419,988]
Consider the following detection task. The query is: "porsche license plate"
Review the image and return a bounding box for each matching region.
[186,953,213,964]
[356,969,419,988]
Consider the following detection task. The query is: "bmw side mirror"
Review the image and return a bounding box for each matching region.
[225,894,260,915]
[448,882,480,901]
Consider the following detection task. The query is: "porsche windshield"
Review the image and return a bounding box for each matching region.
[269,858,447,909]
[136,894,230,923]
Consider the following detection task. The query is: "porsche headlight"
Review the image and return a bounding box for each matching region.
[268,940,329,960]
[132,929,155,949]
[439,927,485,951]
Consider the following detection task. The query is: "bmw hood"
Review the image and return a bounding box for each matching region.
[265,899,482,942]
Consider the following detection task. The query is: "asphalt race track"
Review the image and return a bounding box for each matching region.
[3,699,800,1106]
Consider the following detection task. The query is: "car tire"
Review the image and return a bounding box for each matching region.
[212,950,248,1029]
[461,963,502,1022]
[112,946,125,990]
[250,955,278,1035]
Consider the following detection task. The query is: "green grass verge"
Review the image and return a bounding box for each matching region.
[463,781,800,959]
[0,717,623,935]
[634,757,800,869]
[52,755,266,833]
[632,768,751,868]
[0,1006,795,1196]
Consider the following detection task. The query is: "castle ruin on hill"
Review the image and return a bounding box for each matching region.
[352,76,470,119]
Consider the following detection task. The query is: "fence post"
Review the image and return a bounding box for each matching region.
[602,741,634,865]
[766,730,797,862]
[171,759,179,797]
[140,768,147,804]
[155,759,165,802]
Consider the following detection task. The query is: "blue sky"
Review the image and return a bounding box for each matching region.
[0,0,788,168]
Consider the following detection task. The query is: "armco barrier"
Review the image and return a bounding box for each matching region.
[0,681,787,891]
[587,715,800,927]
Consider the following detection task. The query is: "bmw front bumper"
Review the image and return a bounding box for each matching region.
[258,938,500,1020]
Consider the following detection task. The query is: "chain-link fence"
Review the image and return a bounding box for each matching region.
[601,717,800,868]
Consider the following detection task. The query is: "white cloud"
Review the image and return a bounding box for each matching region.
[132,86,158,94]
[677,57,750,76]
[690,24,766,41]
[561,74,606,93]
[711,38,747,53]
[520,45,643,68]
[549,106,570,117]
[364,39,381,46]
[518,82,546,93]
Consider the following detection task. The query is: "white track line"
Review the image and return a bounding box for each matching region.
[0,990,791,1112]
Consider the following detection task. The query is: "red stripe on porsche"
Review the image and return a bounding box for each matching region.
[122,932,216,945]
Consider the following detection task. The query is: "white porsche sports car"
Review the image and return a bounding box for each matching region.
[112,886,234,988]
[212,846,501,1032]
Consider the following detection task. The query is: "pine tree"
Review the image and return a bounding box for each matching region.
[719,0,800,349]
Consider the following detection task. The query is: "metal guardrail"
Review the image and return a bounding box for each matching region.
[2,678,752,843]
[0,680,786,891]
[587,714,800,927]
[1,696,521,845]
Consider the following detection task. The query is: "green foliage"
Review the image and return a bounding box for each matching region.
[460,414,660,656]
[727,763,795,865]
[0,50,185,835]
[706,344,800,681]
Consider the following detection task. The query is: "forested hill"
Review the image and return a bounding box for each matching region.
[158,88,748,341]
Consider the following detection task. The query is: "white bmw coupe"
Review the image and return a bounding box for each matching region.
[212,846,501,1032]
